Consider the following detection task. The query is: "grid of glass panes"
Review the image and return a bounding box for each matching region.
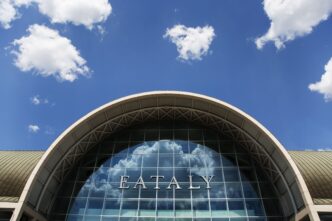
[51,123,284,221]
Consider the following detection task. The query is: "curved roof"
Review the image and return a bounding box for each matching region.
[0,151,43,202]
[289,151,332,205]
[8,92,317,219]
[1,150,331,206]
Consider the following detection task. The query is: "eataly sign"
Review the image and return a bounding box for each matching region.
[119,175,214,190]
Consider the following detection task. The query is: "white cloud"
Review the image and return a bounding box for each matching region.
[30,95,49,105]
[35,0,112,29]
[0,0,18,29]
[0,0,111,30]
[309,58,332,101]
[31,95,41,105]
[256,0,332,49]
[11,24,90,82]
[0,0,32,29]
[28,124,39,133]
[164,24,215,61]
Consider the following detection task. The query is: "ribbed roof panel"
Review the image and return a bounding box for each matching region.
[0,151,44,202]
[289,151,332,205]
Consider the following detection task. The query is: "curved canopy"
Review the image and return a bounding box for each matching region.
[13,91,316,219]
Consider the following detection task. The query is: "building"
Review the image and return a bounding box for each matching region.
[0,91,332,221]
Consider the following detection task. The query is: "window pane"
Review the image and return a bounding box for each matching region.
[224,168,239,182]
[103,200,120,216]
[211,200,227,217]
[246,199,265,216]
[228,200,246,217]
[226,183,243,198]
[86,199,103,215]
[157,200,174,217]
[175,200,192,217]
[121,200,138,217]
[193,200,210,217]
[139,199,156,216]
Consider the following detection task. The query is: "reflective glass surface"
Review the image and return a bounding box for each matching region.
[51,122,283,221]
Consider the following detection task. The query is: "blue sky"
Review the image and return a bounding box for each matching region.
[1,0,332,150]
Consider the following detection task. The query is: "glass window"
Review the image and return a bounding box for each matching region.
[210,183,226,198]
[210,154,222,168]
[242,182,260,198]
[52,123,283,221]
[103,200,120,216]
[224,168,240,182]
[122,183,139,199]
[159,154,173,167]
[174,168,189,182]
[226,183,243,199]
[228,200,246,217]
[139,199,156,217]
[175,184,191,198]
[210,200,227,217]
[174,154,190,167]
[142,168,157,180]
[140,182,157,198]
[157,200,173,217]
[157,182,173,198]
[193,200,210,217]
[143,154,158,167]
[86,199,103,215]
[121,200,138,217]
[192,185,208,199]
[175,200,192,217]
[212,168,223,182]
[246,199,265,216]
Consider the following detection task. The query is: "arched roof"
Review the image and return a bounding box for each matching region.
[289,151,332,205]
[11,91,317,220]
[0,151,43,203]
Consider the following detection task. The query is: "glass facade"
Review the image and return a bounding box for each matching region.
[51,122,283,221]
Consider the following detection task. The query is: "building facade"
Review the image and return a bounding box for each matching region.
[0,91,332,221]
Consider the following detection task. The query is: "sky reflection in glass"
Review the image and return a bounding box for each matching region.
[52,126,283,220]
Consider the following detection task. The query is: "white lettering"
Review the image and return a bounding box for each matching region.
[200,175,214,189]
[188,175,200,189]
[150,175,164,189]
[119,176,130,189]
[166,176,182,189]
[134,176,147,189]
